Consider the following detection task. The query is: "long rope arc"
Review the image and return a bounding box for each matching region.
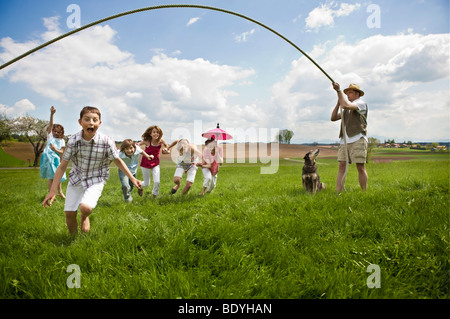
[0,4,334,83]
[0,4,348,187]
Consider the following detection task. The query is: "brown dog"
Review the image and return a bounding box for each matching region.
[302,149,326,193]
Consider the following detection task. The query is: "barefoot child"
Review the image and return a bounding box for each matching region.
[118,139,152,202]
[40,106,66,198]
[198,136,223,195]
[42,106,143,234]
[167,138,202,195]
[137,125,169,198]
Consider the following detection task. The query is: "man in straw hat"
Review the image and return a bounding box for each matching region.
[331,83,368,193]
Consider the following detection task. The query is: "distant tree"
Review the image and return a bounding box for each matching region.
[276,129,294,144]
[0,114,12,143]
[9,115,48,167]
[367,137,380,161]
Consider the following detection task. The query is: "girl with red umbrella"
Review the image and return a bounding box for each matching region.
[197,135,223,195]
[198,123,230,195]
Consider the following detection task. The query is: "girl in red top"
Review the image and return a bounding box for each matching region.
[137,125,169,198]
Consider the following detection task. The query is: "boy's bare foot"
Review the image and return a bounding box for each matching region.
[57,193,66,199]
[80,216,90,233]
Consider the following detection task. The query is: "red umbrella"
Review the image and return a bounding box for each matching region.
[202,123,233,140]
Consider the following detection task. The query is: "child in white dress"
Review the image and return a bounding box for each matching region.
[40,106,66,198]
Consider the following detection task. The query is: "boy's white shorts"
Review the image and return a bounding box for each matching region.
[174,165,198,183]
[64,182,106,211]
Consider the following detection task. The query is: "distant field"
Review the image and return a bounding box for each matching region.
[0,153,448,299]
[0,147,27,167]
[371,148,449,161]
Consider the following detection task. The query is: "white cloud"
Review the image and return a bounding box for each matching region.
[235,29,256,43]
[186,17,200,26]
[0,17,256,141]
[373,33,450,82]
[1,16,448,144]
[125,91,142,99]
[270,33,450,143]
[0,99,36,117]
[305,2,361,30]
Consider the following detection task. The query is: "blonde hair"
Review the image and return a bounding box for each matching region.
[142,125,163,143]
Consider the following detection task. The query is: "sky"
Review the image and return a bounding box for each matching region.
[0,0,448,144]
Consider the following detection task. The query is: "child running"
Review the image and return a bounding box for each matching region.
[137,125,169,198]
[167,138,202,195]
[198,136,223,195]
[118,139,152,202]
[42,106,142,234]
[40,106,66,198]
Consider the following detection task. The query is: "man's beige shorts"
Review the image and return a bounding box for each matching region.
[338,138,367,164]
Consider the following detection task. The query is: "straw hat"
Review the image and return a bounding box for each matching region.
[343,83,364,97]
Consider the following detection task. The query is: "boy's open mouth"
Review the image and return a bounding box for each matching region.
[87,128,94,133]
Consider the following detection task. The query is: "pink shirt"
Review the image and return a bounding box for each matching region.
[140,142,161,169]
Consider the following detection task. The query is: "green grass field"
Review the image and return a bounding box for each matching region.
[0,147,27,167]
[0,150,448,299]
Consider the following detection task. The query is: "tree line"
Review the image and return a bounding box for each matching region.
[1,114,51,167]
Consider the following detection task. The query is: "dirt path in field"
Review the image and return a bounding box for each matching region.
[2,143,37,161]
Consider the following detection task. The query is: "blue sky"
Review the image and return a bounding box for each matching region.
[0,0,448,144]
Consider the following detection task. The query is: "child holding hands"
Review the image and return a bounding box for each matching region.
[118,139,152,202]
[138,125,169,198]
[198,136,223,195]
[167,138,202,195]
[42,106,142,234]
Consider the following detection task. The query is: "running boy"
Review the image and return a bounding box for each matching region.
[42,106,143,234]
[118,139,152,202]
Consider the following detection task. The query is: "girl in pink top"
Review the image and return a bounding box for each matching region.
[138,125,169,198]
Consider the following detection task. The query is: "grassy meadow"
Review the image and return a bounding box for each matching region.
[0,149,448,299]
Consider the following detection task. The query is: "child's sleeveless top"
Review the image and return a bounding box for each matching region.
[141,143,161,169]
